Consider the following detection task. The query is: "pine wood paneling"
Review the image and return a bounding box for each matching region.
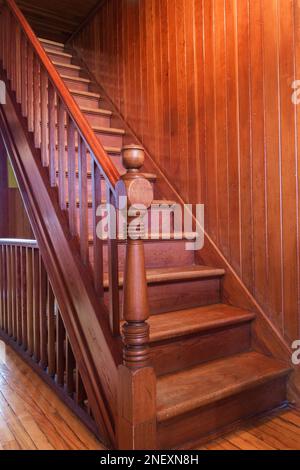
[72,0,300,347]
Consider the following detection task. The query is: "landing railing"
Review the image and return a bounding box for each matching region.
[0,0,121,335]
[0,239,96,434]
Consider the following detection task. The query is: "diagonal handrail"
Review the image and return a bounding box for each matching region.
[4,0,120,192]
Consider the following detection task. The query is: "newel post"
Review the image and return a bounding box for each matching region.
[117,145,157,450]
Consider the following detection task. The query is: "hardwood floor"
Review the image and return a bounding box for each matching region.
[0,342,104,450]
[0,341,299,450]
[197,407,300,450]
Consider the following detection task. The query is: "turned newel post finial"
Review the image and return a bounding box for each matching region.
[121,144,153,370]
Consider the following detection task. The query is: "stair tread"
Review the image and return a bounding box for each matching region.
[149,304,256,343]
[92,126,125,135]
[80,107,112,116]
[44,48,72,58]
[53,61,81,70]
[39,38,65,48]
[104,265,225,288]
[157,351,290,422]
[70,89,101,98]
[61,74,90,83]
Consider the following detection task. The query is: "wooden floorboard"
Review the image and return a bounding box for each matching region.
[0,342,104,450]
[0,341,299,450]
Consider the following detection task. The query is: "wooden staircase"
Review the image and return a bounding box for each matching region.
[0,1,291,450]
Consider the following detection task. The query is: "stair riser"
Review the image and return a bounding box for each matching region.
[105,277,221,315]
[57,128,123,149]
[88,240,194,273]
[54,64,81,77]
[42,43,65,53]
[96,132,123,148]
[73,95,101,108]
[151,323,252,376]
[54,150,123,173]
[157,376,288,449]
[48,52,73,65]
[63,78,90,92]
[84,112,111,128]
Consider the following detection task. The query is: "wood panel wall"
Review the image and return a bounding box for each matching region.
[0,139,34,239]
[72,0,300,346]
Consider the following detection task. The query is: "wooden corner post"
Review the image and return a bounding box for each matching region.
[117,145,157,450]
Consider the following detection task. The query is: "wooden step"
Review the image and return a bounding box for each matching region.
[149,304,255,376]
[104,265,224,314]
[157,351,290,448]
[149,304,255,342]
[70,90,102,108]
[53,61,82,77]
[44,49,73,64]
[39,37,65,51]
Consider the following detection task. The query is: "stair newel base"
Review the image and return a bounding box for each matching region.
[117,145,157,449]
[117,365,157,450]
[122,321,150,369]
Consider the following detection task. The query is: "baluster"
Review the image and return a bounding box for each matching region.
[15,246,22,345]
[33,248,40,362]
[48,83,56,187]
[107,188,119,335]
[33,56,41,148]
[27,247,34,355]
[21,245,27,349]
[92,161,104,295]
[78,138,89,264]
[47,280,56,377]
[21,34,28,117]
[11,15,16,90]
[40,67,48,166]
[75,367,85,407]
[56,306,65,387]
[117,145,157,450]
[0,246,4,330]
[3,246,8,334]
[57,98,66,209]
[67,117,77,236]
[39,254,48,369]
[66,337,75,396]
[27,48,34,132]
[11,245,16,339]
[7,245,12,337]
[15,25,21,103]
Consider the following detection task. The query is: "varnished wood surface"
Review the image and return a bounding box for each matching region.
[72,0,300,350]
[0,343,298,450]
[197,407,300,451]
[0,343,104,450]
[149,304,255,343]
[15,0,101,42]
[157,351,290,423]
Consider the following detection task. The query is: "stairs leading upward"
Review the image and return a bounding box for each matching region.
[1,32,289,449]
[36,37,291,449]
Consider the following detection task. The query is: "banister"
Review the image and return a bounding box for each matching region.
[0,238,37,247]
[4,0,120,192]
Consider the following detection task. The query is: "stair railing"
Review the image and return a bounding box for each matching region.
[0,0,122,335]
[0,239,98,436]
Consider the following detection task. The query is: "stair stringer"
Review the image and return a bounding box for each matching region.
[0,70,122,448]
[71,44,299,406]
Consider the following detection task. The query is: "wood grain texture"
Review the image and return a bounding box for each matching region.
[72,0,300,347]
[15,0,101,43]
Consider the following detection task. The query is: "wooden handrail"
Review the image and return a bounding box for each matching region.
[0,238,37,247]
[4,0,120,192]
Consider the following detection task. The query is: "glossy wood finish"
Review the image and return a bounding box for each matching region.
[197,407,300,450]
[0,143,33,239]
[0,343,104,450]
[0,239,96,436]
[15,0,101,43]
[72,0,300,350]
